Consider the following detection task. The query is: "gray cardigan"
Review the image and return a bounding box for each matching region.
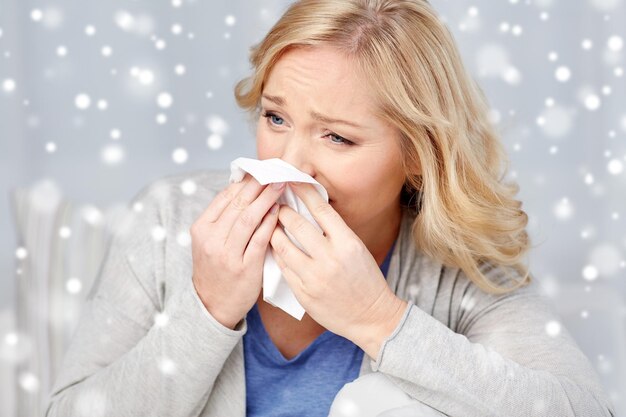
[46,170,615,417]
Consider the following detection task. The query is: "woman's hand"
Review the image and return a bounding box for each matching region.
[190,174,286,329]
[269,182,408,358]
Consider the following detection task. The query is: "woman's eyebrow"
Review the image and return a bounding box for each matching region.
[262,94,286,106]
[262,94,363,129]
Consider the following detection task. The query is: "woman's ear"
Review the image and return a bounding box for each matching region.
[405,165,423,187]
[410,163,422,178]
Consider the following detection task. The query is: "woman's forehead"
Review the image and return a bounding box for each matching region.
[263,46,379,117]
[268,47,359,90]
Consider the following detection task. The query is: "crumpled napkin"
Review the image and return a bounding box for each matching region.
[229,157,329,320]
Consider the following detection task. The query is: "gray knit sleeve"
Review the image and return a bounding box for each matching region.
[369,270,616,417]
[45,179,246,417]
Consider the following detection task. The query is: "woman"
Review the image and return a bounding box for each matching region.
[47,1,615,416]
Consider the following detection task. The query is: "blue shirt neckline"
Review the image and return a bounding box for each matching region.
[249,304,334,364]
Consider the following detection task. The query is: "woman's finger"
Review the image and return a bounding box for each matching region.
[210,175,267,239]
[194,174,251,226]
[274,204,327,259]
[290,182,349,241]
[270,221,314,279]
[226,181,286,257]
[271,247,305,299]
[243,202,280,266]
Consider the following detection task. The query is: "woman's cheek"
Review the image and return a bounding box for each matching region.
[256,131,278,159]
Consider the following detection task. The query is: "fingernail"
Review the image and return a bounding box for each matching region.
[272,182,285,190]
[270,203,279,214]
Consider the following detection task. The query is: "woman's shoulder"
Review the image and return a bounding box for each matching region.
[135,168,230,204]
[439,260,545,331]
[126,168,232,230]
[144,168,232,197]
[400,241,542,332]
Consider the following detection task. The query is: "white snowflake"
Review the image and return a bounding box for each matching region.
[545,320,561,337]
[2,79,16,92]
[19,372,39,392]
[582,265,599,281]
[66,278,83,294]
[101,144,125,165]
[157,92,173,108]
[74,93,91,110]
[172,148,188,164]
[158,357,177,375]
[553,197,574,220]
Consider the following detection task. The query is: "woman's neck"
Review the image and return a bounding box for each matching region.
[361,205,403,266]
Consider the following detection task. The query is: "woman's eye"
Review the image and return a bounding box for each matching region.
[326,133,353,146]
[270,115,284,125]
[263,112,284,126]
[262,111,353,146]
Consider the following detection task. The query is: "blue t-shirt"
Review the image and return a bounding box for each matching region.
[244,238,397,416]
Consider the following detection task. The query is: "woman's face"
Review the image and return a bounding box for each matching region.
[256,45,407,245]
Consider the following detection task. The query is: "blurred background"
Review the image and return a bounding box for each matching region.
[0,0,625,416]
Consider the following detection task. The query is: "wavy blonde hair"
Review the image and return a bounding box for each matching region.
[235,0,532,295]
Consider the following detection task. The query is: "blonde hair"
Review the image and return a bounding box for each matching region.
[235,0,533,295]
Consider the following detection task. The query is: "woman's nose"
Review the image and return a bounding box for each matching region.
[280,136,315,177]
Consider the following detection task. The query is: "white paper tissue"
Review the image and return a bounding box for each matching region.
[229,157,329,320]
